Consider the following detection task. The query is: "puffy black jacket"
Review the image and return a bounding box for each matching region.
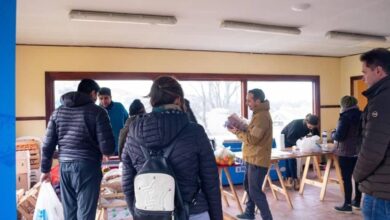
[121,109,223,220]
[41,92,115,173]
[332,107,362,157]
[353,76,390,200]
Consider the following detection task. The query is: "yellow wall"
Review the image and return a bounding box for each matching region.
[340,54,362,96]
[16,45,342,137]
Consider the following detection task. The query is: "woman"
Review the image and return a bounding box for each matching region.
[281,113,319,190]
[121,76,223,220]
[332,96,362,213]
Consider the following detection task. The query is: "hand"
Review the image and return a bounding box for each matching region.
[40,173,51,183]
[228,126,239,134]
[103,155,110,162]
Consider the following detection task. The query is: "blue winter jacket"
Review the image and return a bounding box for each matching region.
[105,101,128,154]
[121,108,223,220]
[41,92,115,173]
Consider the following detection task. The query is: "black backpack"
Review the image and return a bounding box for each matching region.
[133,127,189,220]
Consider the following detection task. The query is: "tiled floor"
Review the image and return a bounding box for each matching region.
[222,172,363,220]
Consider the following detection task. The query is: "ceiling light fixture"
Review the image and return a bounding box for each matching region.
[326,31,386,42]
[69,10,177,25]
[221,20,301,35]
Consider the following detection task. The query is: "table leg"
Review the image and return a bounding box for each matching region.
[320,157,332,200]
[224,167,244,213]
[274,163,293,209]
[218,168,230,207]
[299,156,311,194]
[332,155,345,194]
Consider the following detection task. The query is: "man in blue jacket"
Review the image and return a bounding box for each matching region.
[40,79,115,220]
[98,87,129,155]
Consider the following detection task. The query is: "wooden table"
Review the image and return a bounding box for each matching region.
[218,164,244,213]
[235,148,343,209]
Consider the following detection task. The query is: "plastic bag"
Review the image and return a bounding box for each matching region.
[296,135,321,153]
[214,146,235,166]
[33,182,64,220]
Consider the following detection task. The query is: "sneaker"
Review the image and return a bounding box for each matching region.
[351,200,361,210]
[236,212,255,220]
[293,179,300,191]
[334,204,353,213]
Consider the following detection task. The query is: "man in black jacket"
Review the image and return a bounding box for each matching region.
[353,48,390,219]
[40,79,115,220]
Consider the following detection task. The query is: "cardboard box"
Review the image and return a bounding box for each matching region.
[17,173,31,191]
[16,151,30,174]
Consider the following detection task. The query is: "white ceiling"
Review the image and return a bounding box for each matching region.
[17,0,390,57]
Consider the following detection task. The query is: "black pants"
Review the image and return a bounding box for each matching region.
[338,156,361,205]
[284,159,297,179]
[60,160,102,220]
[244,163,273,220]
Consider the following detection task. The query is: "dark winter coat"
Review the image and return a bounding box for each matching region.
[281,119,320,147]
[353,76,390,200]
[121,108,223,220]
[332,107,362,157]
[41,91,115,173]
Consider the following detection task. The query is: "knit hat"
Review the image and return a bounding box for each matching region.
[129,99,145,116]
[98,87,111,96]
[340,96,358,109]
[305,114,319,126]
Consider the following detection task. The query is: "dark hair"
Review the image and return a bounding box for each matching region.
[99,87,111,96]
[360,48,390,75]
[77,79,100,94]
[248,88,265,102]
[340,95,358,109]
[148,76,184,107]
[129,99,145,116]
[305,113,319,126]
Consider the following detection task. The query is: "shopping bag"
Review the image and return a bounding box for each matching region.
[33,182,64,220]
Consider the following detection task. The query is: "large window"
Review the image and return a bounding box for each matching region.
[49,72,319,145]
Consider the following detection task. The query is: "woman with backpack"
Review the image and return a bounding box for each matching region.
[121,76,223,220]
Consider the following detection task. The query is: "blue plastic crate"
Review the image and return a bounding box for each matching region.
[222,140,242,152]
[221,165,246,186]
[269,160,287,181]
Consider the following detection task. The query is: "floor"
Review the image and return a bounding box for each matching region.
[222,171,363,220]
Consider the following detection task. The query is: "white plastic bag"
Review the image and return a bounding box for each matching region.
[296,135,321,153]
[33,182,64,220]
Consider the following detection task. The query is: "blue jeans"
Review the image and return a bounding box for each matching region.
[363,194,390,220]
[244,163,273,220]
[284,159,297,179]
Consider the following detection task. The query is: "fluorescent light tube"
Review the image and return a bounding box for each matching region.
[221,20,301,35]
[69,10,177,25]
[326,31,386,42]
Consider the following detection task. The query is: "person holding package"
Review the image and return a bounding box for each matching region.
[118,99,146,160]
[228,88,273,220]
[281,114,319,190]
[98,87,129,155]
[121,76,222,220]
[353,48,390,220]
[331,96,362,213]
[40,79,115,220]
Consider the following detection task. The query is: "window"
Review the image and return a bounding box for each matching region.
[248,81,314,146]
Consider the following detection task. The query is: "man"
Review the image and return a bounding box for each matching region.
[281,114,319,190]
[228,88,273,220]
[353,48,390,220]
[98,87,128,155]
[40,79,115,220]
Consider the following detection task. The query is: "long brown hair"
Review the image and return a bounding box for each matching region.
[148,76,184,107]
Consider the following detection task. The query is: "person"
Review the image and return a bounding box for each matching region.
[228,88,273,220]
[118,99,146,160]
[184,98,198,123]
[331,96,362,213]
[281,114,319,190]
[40,79,115,220]
[98,87,129,155]
[353,48,390,220]
[121,76,223,220]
